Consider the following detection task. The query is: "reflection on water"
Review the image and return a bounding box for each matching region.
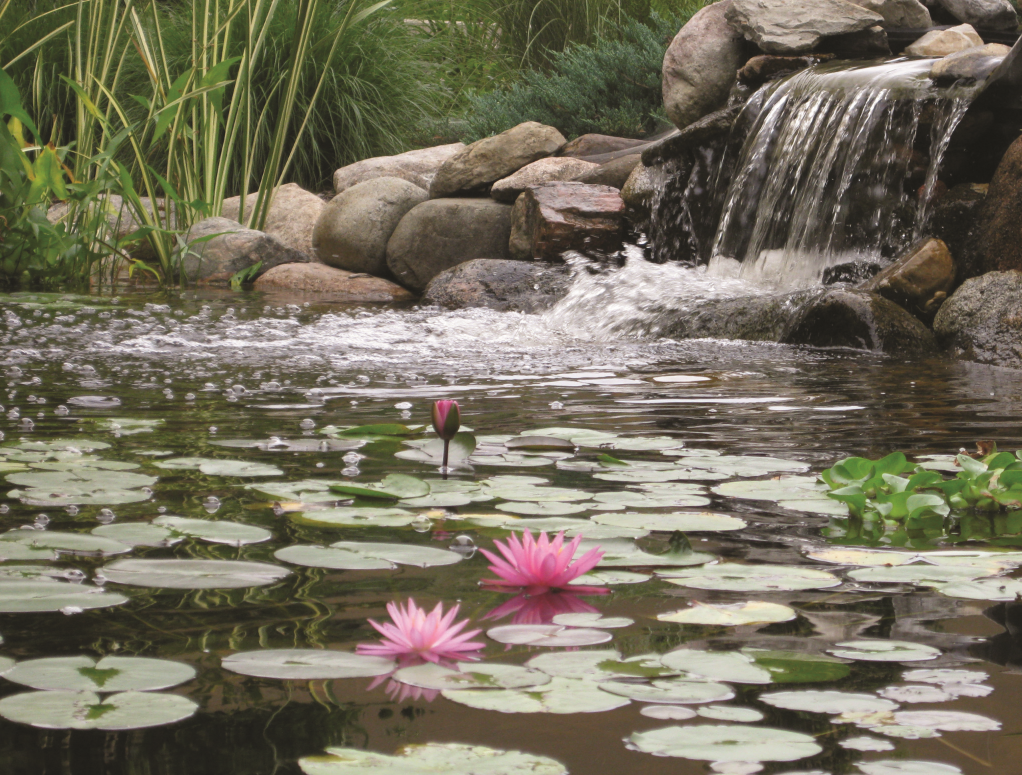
[0,289,1020,774]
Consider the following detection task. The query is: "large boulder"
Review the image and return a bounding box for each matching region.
[726,0,883,54]
[848,0,932,27]
[509,182,627,261]
[221,183,323,260]
[934,0,1019,30]
[560,134,647,158]
[182,218,308,286]
[490,157,599,203]
[785,289,938,353]
[904,24,984,55]
[979,136,1022,273]
[621,164,657,222]
[930,182,987,282]
[333,143,465,194]
[422,259,573,313]
[573,154,642,189]
[859,238,956,321]
[662,1,745,131]
[933,271,1022,368]
[386,199,513,292]
[312,177,427,276]
[429,122,567,198]
[930,43,1012,83]
[661,292,817,342]
[252,263,414,302]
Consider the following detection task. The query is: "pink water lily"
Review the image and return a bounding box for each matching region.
[431,400,461,472]
[480,530,605,595]
[356,598,484,663]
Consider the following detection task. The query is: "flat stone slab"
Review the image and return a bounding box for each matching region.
[509,182,626,261]
[726,0,883,54]
[253,263,414,302]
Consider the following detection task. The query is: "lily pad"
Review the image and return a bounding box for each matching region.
[0,581,128,613]
[0,530,130,557]
[658,601,796,627]
[0,690,197,730]
[495,502,588,516]
[659,650,772,685]
[741,650,851,684]
[524,650,674,681]
[92,418,163,435]
[102,559,291,590]
[663,455,810,477]
[212,438,363,452]
[658,564,841,592]
[298,743,568,775]
[505,436,577,451]
[890,710,1000,732]
[152,516,272,546]
[640,705,697,720]
[497,517,648,541]
[592,511,744,533]
[583,538,716,568]
[486,624,612,648]
[848,565,996,585]
[6,468,157,506]
[760,690,897,714]
[877,685,957,703]
[442,676,630,714]
[275,541,462,570]
[805,548,916,566]
[393,663,551,691]
[1,656,195,692]
[857,763,961,775]
[828,641,941,662]
[840,736,895,752]
[488,486,593,503]
[698,706,764,722]
[901,669,988,685]
[395,433,477,465]
[222,649,394,680]
[600,677,734,704]
[714,478,845,515]
[329,474,430,501]
[93,523,183,547]
[590,490,712,510]
[569,570,652,585]
[293,507,419,528]
[936,578,1022,601]
[626,725,822,762]
[154,458,283,477]
[550,613,633,629]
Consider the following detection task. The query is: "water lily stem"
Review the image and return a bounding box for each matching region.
[442,439,450,479]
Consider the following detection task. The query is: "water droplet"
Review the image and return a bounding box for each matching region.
[157,506,167,514]
[97,508,116,524]
[315,462,325,468]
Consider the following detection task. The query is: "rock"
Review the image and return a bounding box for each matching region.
[221,183,323,260]
[935,0,1019,30]
[661,292,818,342]
[904,24,984,55]
[421,259,573,312]
[979,137,1022,275]
[848,0,932,27]
[726,0,884,54]
[386,199,513,292]
[252,263,415,302]
[560,134,647,158]
[642,104,742,166]
[818,25,891,57]
[182,217,308,286]
[429,122,567,198]
[621,164,657,221]
[823,260,883,284]
[930,182,987,281]
[933,271,1022,368]
[738,54,828,86]
[930,43,1012,83]
[312,177,427,276]
[785,289,938,353]
[573,154,642,189]
[859,238,956,320]
[509,182,627,261]
[333,143,465,194]
[662,1,745,130]
[490,157,600,203]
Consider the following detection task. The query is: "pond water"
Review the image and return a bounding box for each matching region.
[0,276,1021,775]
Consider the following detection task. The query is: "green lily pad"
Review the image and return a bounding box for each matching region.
[395,433,477,464]
[505,436,577,451]
[760,690,897,714]
[393,663,551,691]
[248,480,351,504]
[495,517,648,541]
[592,511,744,532]
[594,469,713,484]
[442,676,630,714]
[468,454,555,468]
[658,601,796,627]
[488,486,593,503]
[154,458,283,477]
[663,454,810,477]
[92,523,183,548]
[275,541,462,570]
[2,656,195,692]
[599,677,734,704]
[828,641,941,662]
[0,530,131,556]
[292,507,419,528]
[626,724,822,762]
[520,428,620,446]
[299,743,568,775]
[550,613,633,629]
[329,474,430,501]
[399,493,474,508]
[741,649,852,684]
[589,491,713,510]
[713,478,835,513]
[6,468,158,506]
[658,564,841,592]
[495,502,588,516]
[222,649,394,680]
[0,690,198,730]
[3,440,111,453]
[848,564,998,585]
[582,538,716,568]
[154,516,272,546]
[0,581,128,613]
[102,559,290,590]
[806,548,917,566]
[92,418,163,435]
[857,762,962,775]
[212,438,362,452]
[0,540,59,561]
[526,650,676,681]
[698,706,764,722]
[486,624,612,647]
[659,650,772,685]
[936,578,1022,600]
[569,570,651,585]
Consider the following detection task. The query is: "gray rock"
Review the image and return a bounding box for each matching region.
[819,25,891,57]
[738,54,830,87]
[934,271,1022,368]
[859,238,956,321]
[904,24,984,55]
[560,134,647,158]
[313,177,427,276]
[430,122,567,198]
[422,259,573,313]
[785,289,938,353]
[386,198,514,292]
[930,183,987,282]
[979,135,1022,274]
[509,182,627,261]
[621,164,657,221]
[662,1,745,130]
[642,104,742,166]
[848,0,932,27]
[935,0,1019,30]
[726,0,883,54]
[661,292,818,342]
[253,263,415,302]
[333,143,465,194]
[183,217,308,286]
[930,43,1011,83]
[490,157,599,203]
[221,183,323,260]
[573,154,642,189]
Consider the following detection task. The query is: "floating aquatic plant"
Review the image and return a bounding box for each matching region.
[480,530,605,595]
[432,400,460,471]
[356,599,484,664]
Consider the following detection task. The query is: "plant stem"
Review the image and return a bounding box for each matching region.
[442,439,450,478]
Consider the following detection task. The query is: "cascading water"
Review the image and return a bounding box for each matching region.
[705,58,981,290]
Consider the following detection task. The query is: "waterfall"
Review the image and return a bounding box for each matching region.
[706,58,981,290]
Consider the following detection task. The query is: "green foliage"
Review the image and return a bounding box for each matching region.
[462,10,693,141]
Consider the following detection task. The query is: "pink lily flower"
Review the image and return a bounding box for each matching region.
[431,400,461,472]
[479,530,605,595]
[356,598,484,663]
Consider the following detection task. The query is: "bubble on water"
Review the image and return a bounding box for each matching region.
[305,388,324,401]
[272,502,286,517]
[412,515,433,533]
[35,397,45,404]
[226,395,238,403]
[7,408,19,419]
[33,514,49,528]
[6,367,22,378]
[450,535,476,558]
[315,462,325,468]
[61,606,84,616]
[267,437,288,450]
[341,466,360,477]
[400,410,412,420]
[0,431,5,441]
[19,418,33,430]
[203,496,221,513]
[203,383,218,391]
[300,419,316,430]
[142,488,153,498]
[231,384,247,395]
[262,381,281,392]
[26,395,36,403]
[36,412,44,418]
[395,402,412,410]
[209,426,218,434]
[550,401,565,409]
[157,506,167,514]
[185,393,196,401]
[54,405,69,416]
[342,452,364,466]
[63,569,86,583]
[356,375,370,383]
[93,574,107,586]
[97,508,116,524]
[65,505,78,516]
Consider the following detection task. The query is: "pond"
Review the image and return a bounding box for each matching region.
[0,285,1020,775]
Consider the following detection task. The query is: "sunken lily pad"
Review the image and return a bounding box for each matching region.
[0,690,198,730]
[0,581,128,613]
[298,743,568,775]
[760,690,897,714]
[486,624,612,648]
[154,458,283,477]
[442,676,630,714]
[393,663,551,691]
[275,542,462,570]
[2,656,195,692]
[659,650,772,685]
[658,564,841,592]
[0,530,130,557]
[626,724,822,762]
[222,649,394,680]
[599,677,734,705]
[658,601,796,627]
[102,559,291,590]
[828,641,940,662]
[592,511,744,533]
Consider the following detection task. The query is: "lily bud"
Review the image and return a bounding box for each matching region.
[431,400,460,441]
